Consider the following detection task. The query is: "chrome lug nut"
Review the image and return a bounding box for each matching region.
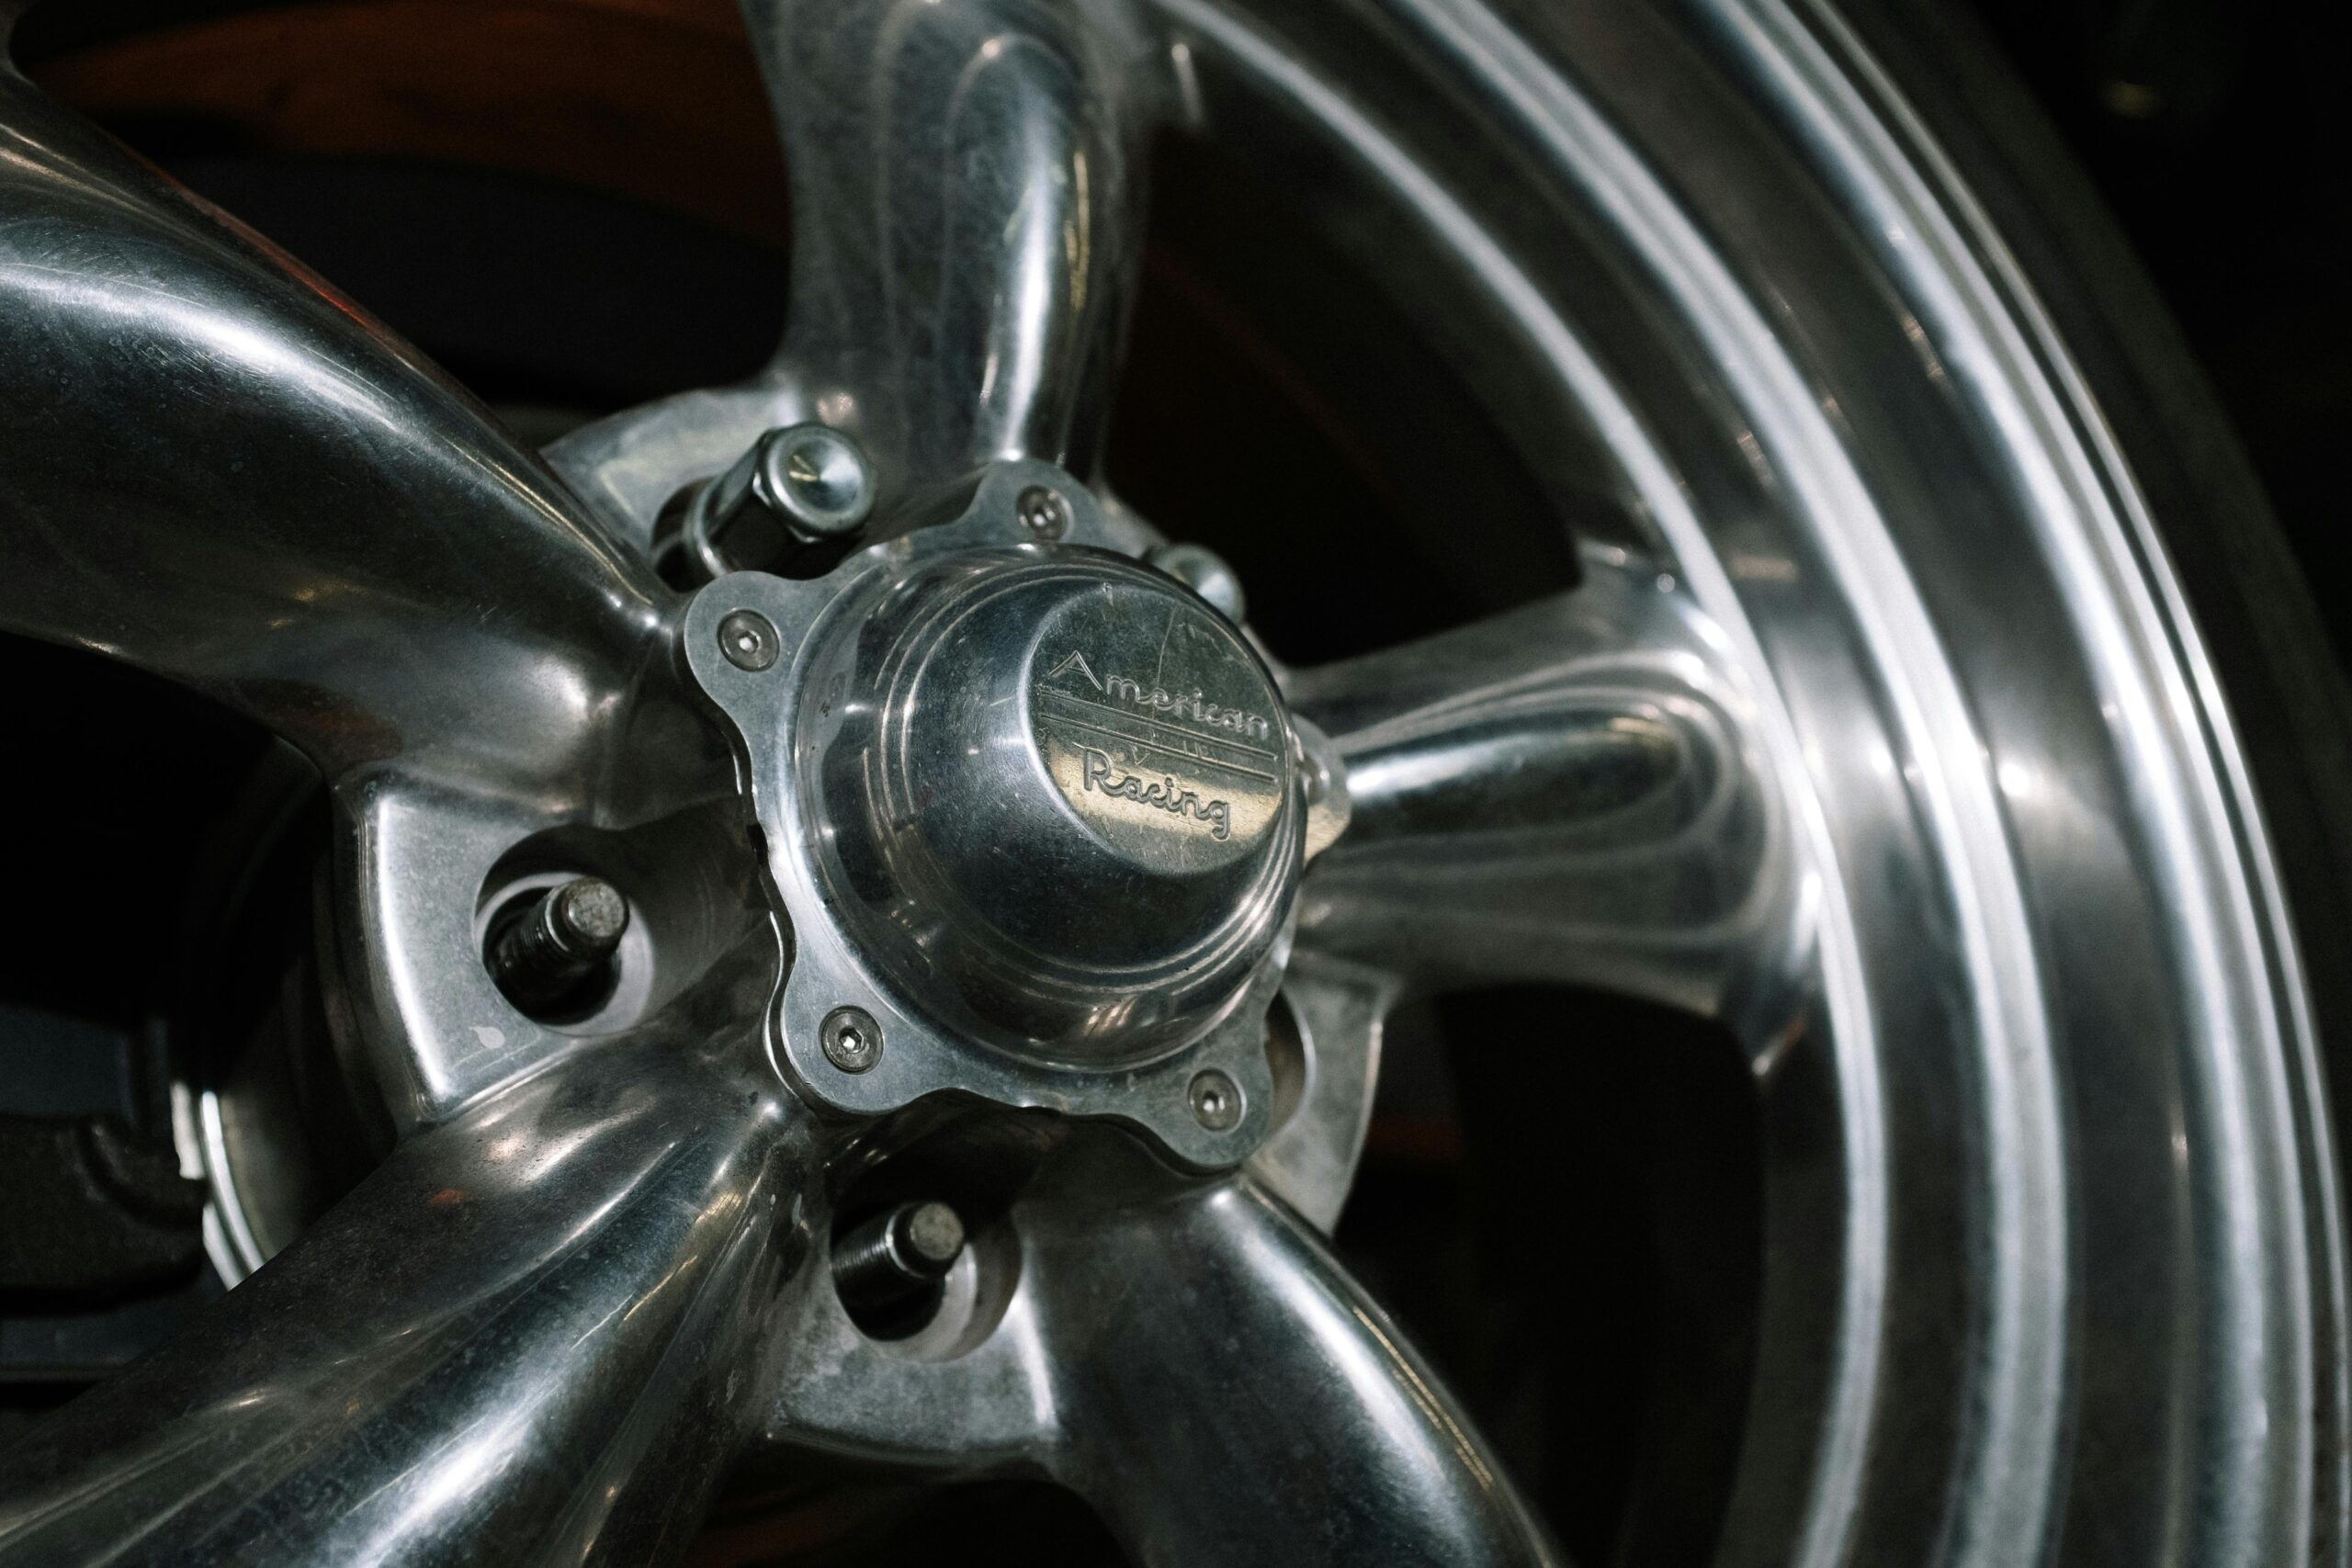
[690,423,875,580]
[820,1005,883,1073]
[487,876,629,1015]
[1148,541,1247,625]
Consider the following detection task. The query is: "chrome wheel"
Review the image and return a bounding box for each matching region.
[1,0,2343,1563]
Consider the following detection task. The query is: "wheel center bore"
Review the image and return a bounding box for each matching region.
[799,551,1303,1065]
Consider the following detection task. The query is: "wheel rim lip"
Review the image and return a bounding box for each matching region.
[1166,0,2343,1555]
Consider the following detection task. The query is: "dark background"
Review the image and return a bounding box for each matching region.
[1961,0,2352,668]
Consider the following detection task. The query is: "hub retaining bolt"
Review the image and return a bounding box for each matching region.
[1188,1067,1243,1132]
[488,876,629,1014]
[717,609,781,672]
[1015,484,1073,541]
[820,1005,883,1073]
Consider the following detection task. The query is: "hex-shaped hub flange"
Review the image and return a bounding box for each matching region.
[682,466,1300,1168]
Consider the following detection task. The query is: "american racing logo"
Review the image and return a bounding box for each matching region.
[1043,650,1273,741]
[1076,746,1234,840]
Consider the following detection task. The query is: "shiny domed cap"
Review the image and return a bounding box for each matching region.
[797,551,1301,1065]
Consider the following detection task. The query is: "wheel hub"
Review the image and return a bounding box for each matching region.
[803,551,1300,1064]
[680,467,1303,1167]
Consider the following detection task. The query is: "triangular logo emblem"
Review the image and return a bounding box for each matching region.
[1044,649,1103,691]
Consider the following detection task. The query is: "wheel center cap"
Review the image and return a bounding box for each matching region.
[802,551,1302,1063]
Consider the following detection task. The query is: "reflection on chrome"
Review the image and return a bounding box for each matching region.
[1293,552,1798,1035]
[1,0,2332,1559]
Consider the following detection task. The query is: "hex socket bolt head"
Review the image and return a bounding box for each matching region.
[717,609,782,672]
[1188,1067,1244,1132]
[1014,484,1073,541]
[820,1006,883,1073]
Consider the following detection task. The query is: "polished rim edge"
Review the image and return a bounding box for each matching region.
[1161,0,2343,1556]
[1378,1,2059,1556]
[1719,1,2348,1557]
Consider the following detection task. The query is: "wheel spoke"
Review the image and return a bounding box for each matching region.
[0,71,669,793]
[743,0,1160,511]
[0,1029,812,1566]
[1032,1177,1555,1565]
[1290,553,1793,1025]
[1247,957,1397,1232]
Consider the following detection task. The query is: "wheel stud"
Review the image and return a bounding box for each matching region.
[486,876,629,1015]
[1148,541,1246,624]
[688,423,876,581]
[832,1200,967,1320]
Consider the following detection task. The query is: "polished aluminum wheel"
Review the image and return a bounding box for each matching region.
[2,0,2344,1563]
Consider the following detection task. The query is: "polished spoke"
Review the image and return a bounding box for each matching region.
[1290,553,1794,1028]
[759,1151,1555,1566]
[0,70,671,795]
[1030,1176,1555,1566]
[1248,956,1397,1231]
[550,0,1165,544]
[744,0,1159,512]
[0,1029,812,1567]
